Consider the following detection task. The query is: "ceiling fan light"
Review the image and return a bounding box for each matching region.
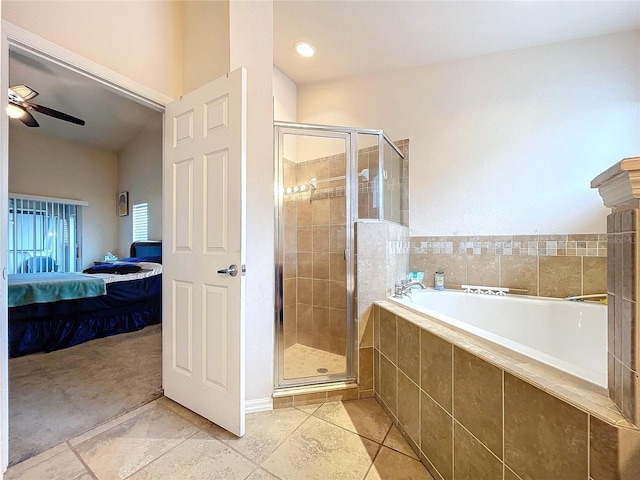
[294,41,316,58]
[6,103,25,119]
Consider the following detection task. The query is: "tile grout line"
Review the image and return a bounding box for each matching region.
[66,440,100,480]
[119,429,202,480]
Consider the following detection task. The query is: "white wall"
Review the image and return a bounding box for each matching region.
[230,1,274,402]
[182,0,229,93]
[298,31,640,235]
[117,123,163,257]
[273,67,297,122]
[8,126,119,270]
[2,1,183,99]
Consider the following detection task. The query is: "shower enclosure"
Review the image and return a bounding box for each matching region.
[274,122,405,389]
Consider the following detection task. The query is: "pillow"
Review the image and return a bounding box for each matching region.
[83,264,142,275]
[120,256,162,264]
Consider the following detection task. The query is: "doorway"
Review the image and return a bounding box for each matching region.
[2,28,166,468]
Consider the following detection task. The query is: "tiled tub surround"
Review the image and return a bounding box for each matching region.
[373,301,640,480]
[409,234,607,298]
[592,157,640,428]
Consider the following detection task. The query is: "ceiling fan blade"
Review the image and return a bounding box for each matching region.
[19,109,39,128]
[29,103,85,126]
[9,85,38,102]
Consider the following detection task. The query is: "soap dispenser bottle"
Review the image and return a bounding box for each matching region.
[435,271,445,291]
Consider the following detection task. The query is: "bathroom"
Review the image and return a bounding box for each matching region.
[273,7,640,480]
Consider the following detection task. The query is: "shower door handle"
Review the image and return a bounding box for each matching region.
[217,264,238,277]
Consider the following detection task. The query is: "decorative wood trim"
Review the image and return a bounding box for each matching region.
[592,157,640,208]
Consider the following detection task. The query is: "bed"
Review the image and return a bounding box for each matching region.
[8,241,162,357]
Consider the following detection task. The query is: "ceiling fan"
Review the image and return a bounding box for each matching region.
[7,85,85,128]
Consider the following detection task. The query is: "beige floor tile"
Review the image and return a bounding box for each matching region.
[128,429,256,480]
[155,396,228,433]
[383,425,419,460]
[294,403,321,415]
[74,402,199,480]
[5,445,91,480]
[219,408,309,464]
[365,446,434,480]
[313,398,393,443]
[261,415,379,480]
[246,467,281,479]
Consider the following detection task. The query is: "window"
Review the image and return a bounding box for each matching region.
[132,202,148,243]
[8,195,84,273]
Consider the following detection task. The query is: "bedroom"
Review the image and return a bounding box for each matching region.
[7,48,164,465]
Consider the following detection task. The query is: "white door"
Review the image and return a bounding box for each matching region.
[162,68,247,436]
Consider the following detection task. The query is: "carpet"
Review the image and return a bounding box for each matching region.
[9,324,162,466]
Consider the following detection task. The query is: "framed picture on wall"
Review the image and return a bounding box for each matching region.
[117,191,129,216]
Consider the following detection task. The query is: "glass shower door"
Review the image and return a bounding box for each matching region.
[275,125,354,387]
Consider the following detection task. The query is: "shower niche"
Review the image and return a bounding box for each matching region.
[274,122,405,389]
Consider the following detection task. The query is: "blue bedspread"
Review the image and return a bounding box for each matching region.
[8,273,107,308]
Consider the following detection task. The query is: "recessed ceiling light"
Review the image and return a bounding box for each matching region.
[294,41,316,58]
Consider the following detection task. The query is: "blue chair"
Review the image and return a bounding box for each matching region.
[22,256,59,273]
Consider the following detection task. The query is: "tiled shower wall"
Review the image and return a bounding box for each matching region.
[607,209,639,425]
[409,234,607,298]
[283,155,348,356]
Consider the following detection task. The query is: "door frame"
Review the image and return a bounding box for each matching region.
[0,20,172,472]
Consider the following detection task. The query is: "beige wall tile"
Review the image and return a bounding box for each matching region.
[312,198,330,225]
[284,200,297,226]
[503,466,521,480]
[374,305,381,350]
[313,252,330,279]
[313,279,330,307]
[330,225,347,253]
[359,347,374,390]
[284,253,297,279]
[397,372,420,447]
[326,388,359,403]
[539,256,582,298]
[359,306,374,347]
[380,354,397,415]
[590,416,618,480]
[293,392,327,406]
[380,309,397,364]
[296,198,312,226]
[453,348,503,459]
[329,281,347,309]
[273,396,293,409]
[500,255,538,295]
[330,308,347,339]
[397,318,420,385]
[297,226,313,253]
[436,254,467,287]
[421,391,453,480]
[330,197,346,225]
[584,256,607,295]
[298,278,313,305]
[297,253,313,278]
[283,279,297,306]
[504,373,588,480]
[467,255,499,287]
[312,306,329,333]
[409,254,437,287]
[312,226,330,252]
[454,423,502,480]
[619,424,640,480]
[330,253,347,281]
[421,330,453,413]
[622,366,637,425]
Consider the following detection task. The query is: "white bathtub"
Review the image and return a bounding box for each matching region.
[388,289,607,390]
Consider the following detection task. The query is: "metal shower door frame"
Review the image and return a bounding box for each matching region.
[273,122,357,389]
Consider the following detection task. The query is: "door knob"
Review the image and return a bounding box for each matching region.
[217,264,238,277]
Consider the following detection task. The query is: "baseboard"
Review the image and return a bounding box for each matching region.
[245,397,273,414]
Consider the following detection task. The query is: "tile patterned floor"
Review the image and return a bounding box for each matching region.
[283,343,347,379]
[6,397,433,480]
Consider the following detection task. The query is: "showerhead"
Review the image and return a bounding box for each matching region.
[359,168,369,181]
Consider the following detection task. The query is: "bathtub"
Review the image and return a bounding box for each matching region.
[388,289,607,390]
